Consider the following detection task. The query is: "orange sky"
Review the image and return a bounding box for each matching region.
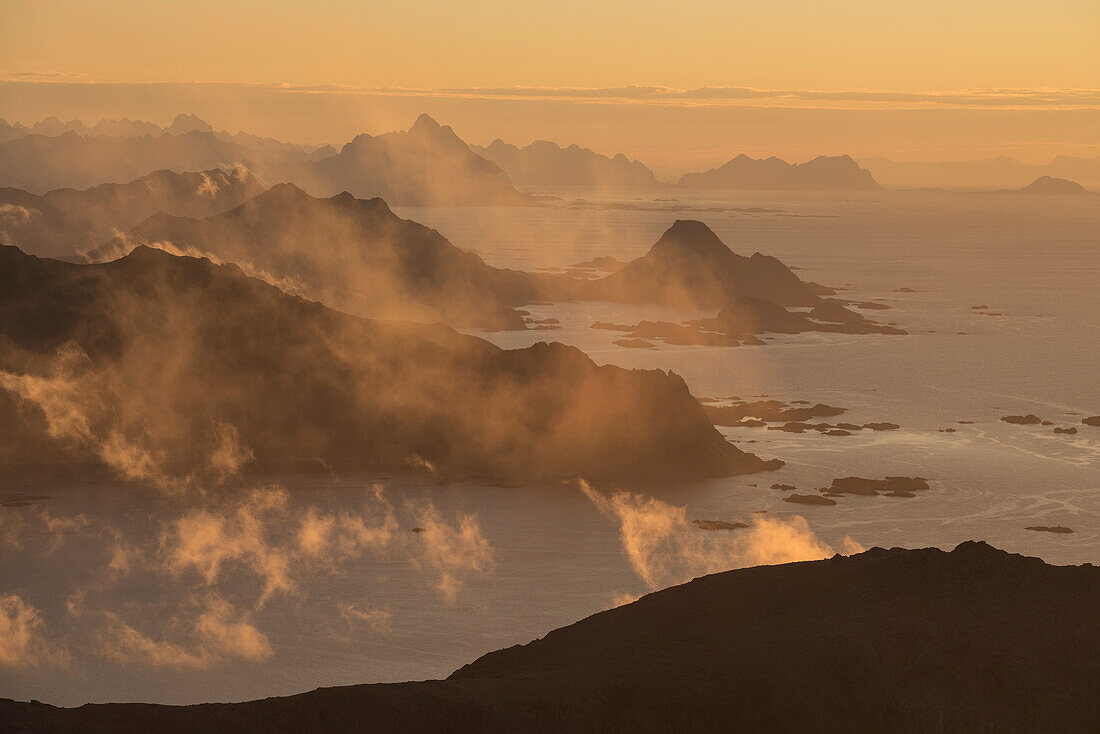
[2,0,1098,169]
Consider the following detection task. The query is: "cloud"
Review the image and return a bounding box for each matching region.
[159,487,295,605]
[0,345,189,492]
[580,480,836,590]
[206,423,254,479]
[0,594,65,667]
[3,76,1097,110]
[159,484,399,607]
[408,503,494,601]
[1,482,491,670]
[100,595,272,668]
[0,510,27,549]
[0,204,38,222]
[337,602,392,633]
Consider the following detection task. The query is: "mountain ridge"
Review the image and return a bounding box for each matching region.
[3,541,1096,733]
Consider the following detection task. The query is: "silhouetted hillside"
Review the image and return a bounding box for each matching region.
[552,220,826,307]
[280,115,528,205]
[5,542,1096,733]
[0,245,772,483]
[89,183,536,329]
[1012,175,1093,195]
[473,138,658,187]
[678,154,879,190]
[0,167,264,257]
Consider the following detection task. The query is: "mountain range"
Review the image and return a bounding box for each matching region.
[0,167,264,257]
[279,115,528,205]
[678,154,879,190]
[0,245,774,483]
[88,183,536,329]
[472,138,658,188]
[0,115,525,205]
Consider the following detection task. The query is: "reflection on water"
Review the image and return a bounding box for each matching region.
[2,188,1098,705]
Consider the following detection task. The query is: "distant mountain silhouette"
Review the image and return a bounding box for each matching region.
[1010,176,1093,195]
[7,542,1097,733]
[89,183,537,329]
[0,130,313,193]
[0,167,264,257]
[1,114,285,142]
[0,118,30,144]
[472,138,658,187]
[0,245,773,483]
[280,115,528,205]
[860,154,1100,189]
[164,113,214,136]
[552,220,827,307]
[28,115,88,137]
[87,117,164,137]
[678,154,879,190]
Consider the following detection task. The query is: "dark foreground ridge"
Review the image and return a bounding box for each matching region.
[5,542,1097,733]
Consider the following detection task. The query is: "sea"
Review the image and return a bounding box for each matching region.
[2,187,1097,705]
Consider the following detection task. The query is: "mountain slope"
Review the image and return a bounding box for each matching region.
[678,154,879,190]
[0,167,264,257]
[0,245,772,483]
[89,183,536,329]
[5,542,1097,733]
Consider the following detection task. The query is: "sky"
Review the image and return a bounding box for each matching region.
[2,0,1099,169]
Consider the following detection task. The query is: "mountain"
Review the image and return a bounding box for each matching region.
[6,542,1097,733]
[2,114,324,156]
[89,183,536,329]
[88,118,164,137]
[556,220,826,308]
[29,115,88,137]
[472,138,659,188]
[281,115,528,205]
[0,114,530,205]
[0,118,29,144]
[860,155,1100,190]
[0,167,264,257]
[0,130,312,193]
[1012,175,1093,195]
[678,154,879,190]
[164,113,214,136]
[0,245,772,483]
